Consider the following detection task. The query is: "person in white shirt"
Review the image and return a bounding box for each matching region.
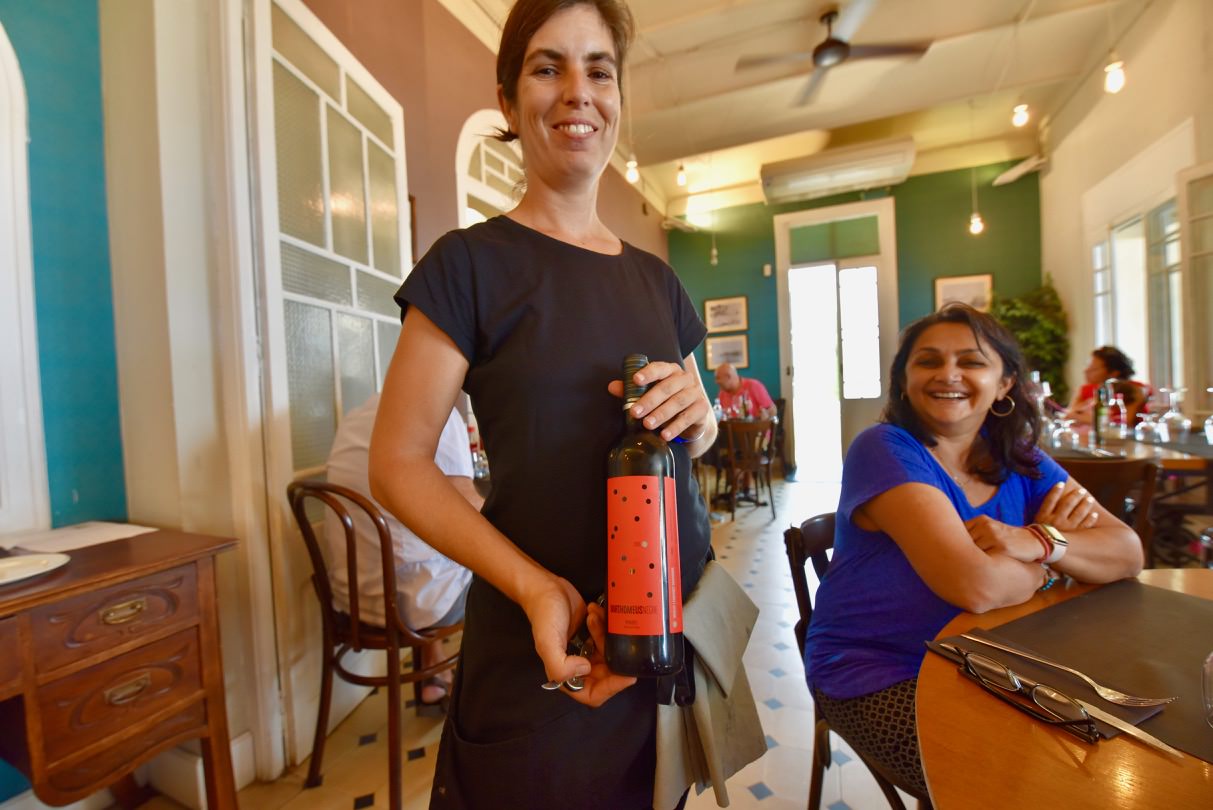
[325,393,483,706]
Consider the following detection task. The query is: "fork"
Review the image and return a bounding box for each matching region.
[959,633,1177,707]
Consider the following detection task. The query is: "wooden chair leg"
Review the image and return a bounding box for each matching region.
[305,642,335,788]
[808,718,831,810]
[729,469,739,521]
[387,646,403,810]
[766,467,776,520]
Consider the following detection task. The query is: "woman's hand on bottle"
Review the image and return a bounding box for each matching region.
[1034,480,1099,531]
[607,360,711,443]
[520,574,636,707]
[964,515,1043,563]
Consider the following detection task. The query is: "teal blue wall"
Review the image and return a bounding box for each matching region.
[0,1,126,534]
[670,162,1041,400]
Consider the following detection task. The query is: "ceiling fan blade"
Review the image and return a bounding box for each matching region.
[847,42,930,61]
[833,0,878,43]
[793,69,828,107]
[736,51,814,71]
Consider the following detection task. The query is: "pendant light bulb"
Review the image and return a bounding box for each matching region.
[625,154,639,184]
[969,212,985,236]
[1011,103,1030,128]
[676,163,687,187]
[1103,56,1126,94]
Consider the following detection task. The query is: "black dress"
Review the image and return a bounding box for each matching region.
[396,216,712,809]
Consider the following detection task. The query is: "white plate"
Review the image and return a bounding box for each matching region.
[0,553,70,586]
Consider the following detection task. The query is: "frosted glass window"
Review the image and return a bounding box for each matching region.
[487,171,514,198]
[357,271,401,318]
[285,301,336,470]
[281,241,352,304]
[274,63,325,246]
[1190,216,1213,255]
[838,265,881,399]
[345,75,392,146]
[271,5,340,99]
[1190,175,1213,216]
[337,313,375,414]
[377,320,401,386]
[367,142,400,276]
[327,106,368,264]
[484,137,520,168]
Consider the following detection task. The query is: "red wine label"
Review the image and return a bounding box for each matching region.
[606,475,682,635]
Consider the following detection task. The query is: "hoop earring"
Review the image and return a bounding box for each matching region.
[990,397,1015,417]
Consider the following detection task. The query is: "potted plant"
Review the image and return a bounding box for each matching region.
[990,276,1070,404]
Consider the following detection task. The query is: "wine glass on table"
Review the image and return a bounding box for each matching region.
[1158,387,1192,440]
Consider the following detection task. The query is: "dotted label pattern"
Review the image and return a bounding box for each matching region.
[606,475,682,635]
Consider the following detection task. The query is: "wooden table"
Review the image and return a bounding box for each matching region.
[0,530,237,808]
[918,569,1213,809]
[1050,429,1208,472]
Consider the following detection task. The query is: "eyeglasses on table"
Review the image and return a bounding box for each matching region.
[940,643,1101,744]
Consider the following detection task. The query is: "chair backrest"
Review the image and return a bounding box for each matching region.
[724,418,774,472]
[287,479,413,650]
[1053,456,1158,551]
[783,512,835,657]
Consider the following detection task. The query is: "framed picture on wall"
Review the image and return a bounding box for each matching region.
[703,296,748,333]
[705,334,749,370]
[934,273,992,312]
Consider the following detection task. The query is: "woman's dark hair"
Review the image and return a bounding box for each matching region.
[883,303,1043,483]
[1092,345,1135,379]
[495,0,635,142]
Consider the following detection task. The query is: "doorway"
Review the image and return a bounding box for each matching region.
[774,198,898,482]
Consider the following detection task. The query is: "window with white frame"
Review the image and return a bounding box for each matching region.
[1145,199,1182,389]
[1091,240,1112,347]
[455,109,523,228]
[270,1,409,474]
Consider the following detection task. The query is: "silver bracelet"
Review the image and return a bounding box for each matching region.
[673,424,707,445]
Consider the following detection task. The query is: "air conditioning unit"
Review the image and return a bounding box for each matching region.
[759,136,916,204]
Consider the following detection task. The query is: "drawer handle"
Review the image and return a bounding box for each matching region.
[100,597,148,625]
[104,673,151,706]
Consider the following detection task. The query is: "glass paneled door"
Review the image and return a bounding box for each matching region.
[252,0,411,765]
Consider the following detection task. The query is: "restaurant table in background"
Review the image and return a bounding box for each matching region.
[917,569,1213,809]
[1046,428,1208,472]
[0,530,237,809]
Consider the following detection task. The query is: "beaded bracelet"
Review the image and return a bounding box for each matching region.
[1039,565,1059,591]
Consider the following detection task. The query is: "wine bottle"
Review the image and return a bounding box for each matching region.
[605,353,683,677]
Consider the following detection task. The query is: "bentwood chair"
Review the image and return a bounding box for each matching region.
[1053,457,1159,566]
[723,418,777,521]
[287,480,462,810]
[785,514,932,810]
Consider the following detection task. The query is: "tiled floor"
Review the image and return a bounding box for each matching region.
[134,476,915,810]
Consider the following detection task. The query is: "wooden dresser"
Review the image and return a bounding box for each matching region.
[0,530,237,808]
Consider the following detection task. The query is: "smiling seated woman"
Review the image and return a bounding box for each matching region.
[803,303,1144,796]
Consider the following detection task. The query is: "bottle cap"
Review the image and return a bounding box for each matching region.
[623,353,649,406]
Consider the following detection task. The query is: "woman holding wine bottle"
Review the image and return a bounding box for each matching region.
[368,1,716,807]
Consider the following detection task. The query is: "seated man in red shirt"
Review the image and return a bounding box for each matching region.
[714,363,776,420]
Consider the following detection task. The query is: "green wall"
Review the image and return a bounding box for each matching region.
[0,0,125,531]
[670,161,1041,401]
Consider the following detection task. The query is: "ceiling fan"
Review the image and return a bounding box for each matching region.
[736,0,931,107]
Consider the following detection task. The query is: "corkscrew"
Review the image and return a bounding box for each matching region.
[540,594,604,692]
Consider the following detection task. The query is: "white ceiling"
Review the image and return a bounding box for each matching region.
[440,0,1150,211]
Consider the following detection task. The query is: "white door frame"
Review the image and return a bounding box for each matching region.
[774,197,898,469]
[202,0,286,779]
[0,19,50,535]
